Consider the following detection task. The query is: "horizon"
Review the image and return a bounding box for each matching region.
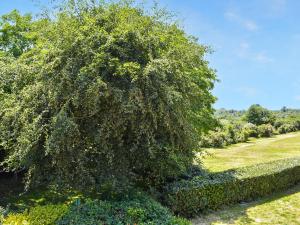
[1,0,300,110]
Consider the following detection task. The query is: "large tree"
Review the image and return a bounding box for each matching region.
[245,104,275,125]
[0,1,217,190]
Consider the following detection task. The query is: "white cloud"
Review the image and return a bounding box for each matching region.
[244,20,258,31]
[295,96,300,101]
[236,42,273,64]
[224,11,258,31]
[254,52,274,63]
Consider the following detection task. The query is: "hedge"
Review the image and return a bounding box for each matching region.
[164,157,300,217]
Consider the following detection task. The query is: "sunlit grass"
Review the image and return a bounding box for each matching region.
[192,183,300,225]
[201,132,300,172]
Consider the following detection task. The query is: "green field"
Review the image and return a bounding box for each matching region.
[192,183,300,225]
[202,132,300,172]
[192,132,300,224]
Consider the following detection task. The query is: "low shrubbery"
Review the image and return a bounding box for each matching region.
[200,122,250,148]
[2,192,190,225]
[257,124,275,137]
[0,206,4,223]
[57,193,190,225]
[277,121,300,134]
[3,204,68,225]
[201,106,300,149]
[164,157,300,217]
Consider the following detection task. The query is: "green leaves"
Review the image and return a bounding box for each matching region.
[0,1,217,190]
[0,10,35,58]
[165,157,300,217]
[245,104,275,125]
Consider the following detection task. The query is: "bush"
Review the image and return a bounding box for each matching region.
[3,192,190,225]
[200,130,227,148]
[0,206,4,223]
[3,204,68,225]
[278,123,297,134]
[257,124,275,137]
[164,157,300,217]
[200,122,250,148]
[57,195,190,225]
[0,1,216,189]
[274,120,284,129]
[242,123,258,138]
[292,120,300,130]
[57,193,190,225]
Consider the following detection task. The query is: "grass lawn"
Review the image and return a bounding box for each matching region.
[192,183,300,225]
[201,132,300,172]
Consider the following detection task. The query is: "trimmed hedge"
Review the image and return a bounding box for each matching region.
[164,157,300,217]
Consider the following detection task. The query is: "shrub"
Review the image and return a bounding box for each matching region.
[292,120,300,130]
[3,192,190,225]
[278,123,296,134]
[3,204,68,225]
[200,130,227,148]
[0,1,216,189]
[0,206,4,223]
[200,122,250,148]
[164,157,300,217]
[274,120,284,129]
[57,193,190,225]
[257,124,275,137]
[242,123,258,138]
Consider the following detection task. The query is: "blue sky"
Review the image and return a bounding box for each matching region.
[1,0,300,110]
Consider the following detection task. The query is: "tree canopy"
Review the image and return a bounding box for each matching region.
[0,10,36,58]
[0,1,217,190]
[245,104,275,125]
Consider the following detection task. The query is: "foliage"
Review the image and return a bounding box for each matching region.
[201,107,300,149]
[164,157,300,217]
[0,206,4,223]
[244,104,275,126]
[57,193,190,225]
[0,10,36,58]
[200,121,249,148]
[193,184,300,225]
[3,204,68,225]
[2,191,190,225]
[278,123,297,134]
[0,1,216,189]
[242,123,258,138]
[257,124,275,137]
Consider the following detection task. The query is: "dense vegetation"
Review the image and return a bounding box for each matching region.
[0,0,216,224]
[1,0,300,224]
[200,105,300,148]
[0,1,216,191]
[165,157,300,217]
[2,191,189,225]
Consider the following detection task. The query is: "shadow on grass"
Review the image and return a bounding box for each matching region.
[193,183,300,225]
[0,175,82,212]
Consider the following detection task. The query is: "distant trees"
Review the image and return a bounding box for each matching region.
[245,104,275,125]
